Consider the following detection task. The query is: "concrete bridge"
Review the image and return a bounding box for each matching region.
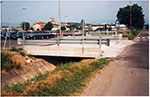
[21,34,122,59]
[24,44,103,59]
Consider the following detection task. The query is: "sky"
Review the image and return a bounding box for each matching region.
[1,0,149,27]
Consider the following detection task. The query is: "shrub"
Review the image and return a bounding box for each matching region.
[90,58,110,69]
[10,47,26,57]
[132,29,140,36]
[31,71,49,82]
[28,54,32,57]
[3,84,10,91]
[122,35,128,37]
[19,51,25,57]
[128,34,135,40]
[1,52,13,71]
[122,29,140,40]
[1,51,22,71]
[12,83,24,93]
[10,47,19,52]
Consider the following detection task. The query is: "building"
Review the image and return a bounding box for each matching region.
[51,24,59,31]
[50,17,55,24]
[109,24,116,31]
[119,24,127,31]
[61,24,70,31]
[89,24,105,31]
[51,23,70,31]
[32,22,46,31]
[89,24,120,31]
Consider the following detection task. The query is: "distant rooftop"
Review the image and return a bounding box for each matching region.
[34,22,46,25]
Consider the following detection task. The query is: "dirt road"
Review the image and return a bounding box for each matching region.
[81,29,149,96]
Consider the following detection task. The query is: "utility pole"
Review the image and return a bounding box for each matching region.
[3,28,8,49]
[8,18,10,49]
[98,30,101,48]
[81,19,85,54]
[58,0,62,38]
[130,0,132,34]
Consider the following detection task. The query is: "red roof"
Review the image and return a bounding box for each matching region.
[34,22,46,25]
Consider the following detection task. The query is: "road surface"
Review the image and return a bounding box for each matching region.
[81,29,149,96]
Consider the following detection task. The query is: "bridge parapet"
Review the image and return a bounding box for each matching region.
[24,44,103,59]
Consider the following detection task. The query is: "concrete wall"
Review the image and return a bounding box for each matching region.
[24,45,103,59]
[1,59,56,88]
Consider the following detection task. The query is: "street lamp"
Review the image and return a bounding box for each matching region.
[115,19,119,36]
[81,19,85,54]
[22,7,26,47]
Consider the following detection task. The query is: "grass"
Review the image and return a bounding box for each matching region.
[122,29,140,40]
[1,51,22,71]
[1,50,23,71]
[31,71,49,82]
[1,47,34,72]
[10,47,26,56]
[1,58,110,96]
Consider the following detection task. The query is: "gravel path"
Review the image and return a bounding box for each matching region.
[81,30,149,96]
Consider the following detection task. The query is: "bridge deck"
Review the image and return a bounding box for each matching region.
[24,44,102,59]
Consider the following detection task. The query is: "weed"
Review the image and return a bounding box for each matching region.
[3,84,10,91]
[28,53,33,57]
[10,47,26,56]
[19,51,26,56]
[2,58,110,96]
[10,47,19,52]
[31,71,49,82]
[11,83,24,93]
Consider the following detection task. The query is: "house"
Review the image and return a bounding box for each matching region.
[32,22,46,31]
[51,24,59,31]
[61,24,70,31]
[51,23,70,31]
[109,24,117,31]
[119,24,127,31]
[50,17,56,24]
[89,24,104,31]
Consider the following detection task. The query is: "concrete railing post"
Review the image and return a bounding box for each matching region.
[107,39,110,46]
[57,34,59,46]
[98,31,101,48]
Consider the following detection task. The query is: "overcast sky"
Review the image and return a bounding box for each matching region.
[1,0,149,27]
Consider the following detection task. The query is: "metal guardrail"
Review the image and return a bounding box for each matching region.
[17,38,110,47]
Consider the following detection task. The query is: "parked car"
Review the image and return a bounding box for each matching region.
[25,31,45,39]
[9,32,18,39]
[1,31,18,39]
[0,32,6,39]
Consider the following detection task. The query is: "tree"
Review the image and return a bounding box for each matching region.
[145,24,149,30]
[72,24,79,30]
[37,28,40,31]
[61,26,66,31]
[44,22,53,30]
[21,22,30,31]
[95,27,104,31]
[108,26,112,31]
[30,27,34,31]
[117,4,144,29]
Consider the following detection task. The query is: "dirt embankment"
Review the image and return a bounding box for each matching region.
[1,50,56,88]
[1,59,56,88]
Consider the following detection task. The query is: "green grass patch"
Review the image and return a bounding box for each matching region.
[122,29,140,40]
[11,83,24,93]
[31,71,49,82]
[10,47,26,56]
[1,51,21,71]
